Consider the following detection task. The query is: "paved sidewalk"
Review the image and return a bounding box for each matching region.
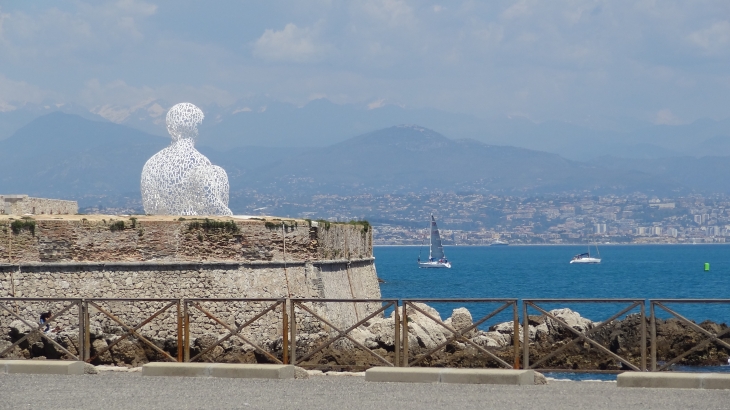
[0,372,728,410]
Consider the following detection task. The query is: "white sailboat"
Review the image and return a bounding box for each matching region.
[570,243,601,264]
[418,215,451,268]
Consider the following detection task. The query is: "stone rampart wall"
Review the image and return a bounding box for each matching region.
[0,216,379,351]
[0,217,371,263]
[0,258,380,348]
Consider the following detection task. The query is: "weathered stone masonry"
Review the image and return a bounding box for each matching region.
[0,195,77,216]
[0,216,380,343]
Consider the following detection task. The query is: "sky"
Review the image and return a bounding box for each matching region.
[2,0,730,128]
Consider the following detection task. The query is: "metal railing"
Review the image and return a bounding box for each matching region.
[2,297,729,372]
[183,298,287,364]
[650,299,730,371]
[402,299,519,369]
[0,298,83,361]
[289,298,399,369]
[522,299,646,372]
[84,298,182,363]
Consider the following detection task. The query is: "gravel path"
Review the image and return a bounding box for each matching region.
[0,372,728,410]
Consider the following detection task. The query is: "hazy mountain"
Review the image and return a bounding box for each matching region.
[0,102,109,141]
[4,99,730,162]
[3,112,730,212]
[0,112,168,199]
[236,125,673,198]
[0,113,303,207]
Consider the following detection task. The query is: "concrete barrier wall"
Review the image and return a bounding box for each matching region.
[365,368,537,385]
[0,359,84,375]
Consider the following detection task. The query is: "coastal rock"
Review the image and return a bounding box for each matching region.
[294,366,309,379]
[193,334,225,361]
[491,308,594,344]
[444,308,475,338]
[91,338,113,363]
[490,321,535,342]
[106,337,148,367]
[9,320,31,338]
[54,331,80,358]
[534,371,548,385]
[364,312,397,348]
[405,303,448,350]
[547,308,594,333]
[471,331,510,348]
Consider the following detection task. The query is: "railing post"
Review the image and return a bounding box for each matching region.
[183,300,190,362]
[394,300,401,367]
[177,299,183,362]
[522,301,529,369]
[283,299,289,365]
[290,299,296,365]
[83,299,90,362]
[77,300,85,362]
[640,301,646,371]
[650,301,656,371]
[513,300,520,369]
[402,302,409,367]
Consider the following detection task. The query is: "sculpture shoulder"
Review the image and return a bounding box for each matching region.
[143,144,211,171]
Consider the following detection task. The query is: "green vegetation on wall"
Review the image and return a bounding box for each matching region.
[10,218,36,235]
[187,218,240,234]
[348,220,370,233]
[109,221,126,231]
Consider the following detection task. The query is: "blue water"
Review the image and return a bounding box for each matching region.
[375,244,730,380]
[376,244,730,323]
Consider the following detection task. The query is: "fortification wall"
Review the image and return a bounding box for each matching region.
[0,215,380,349]
[1,195,77,216]
[0,215,371,263]
[0,259,378,346]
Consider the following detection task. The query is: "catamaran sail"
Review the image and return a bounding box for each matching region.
[418,215,451,268]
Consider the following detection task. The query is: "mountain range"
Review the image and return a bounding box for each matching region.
[3,99,730,162]
[3,112,730,213]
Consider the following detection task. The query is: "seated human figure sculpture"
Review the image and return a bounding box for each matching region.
[141,102,233,216]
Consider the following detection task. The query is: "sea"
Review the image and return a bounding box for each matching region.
[374,244,730,380]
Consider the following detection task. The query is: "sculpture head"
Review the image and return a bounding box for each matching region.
[166,102,204,142]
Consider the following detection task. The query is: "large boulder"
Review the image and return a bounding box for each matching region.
[364,313,397,349]
[91,338,113,363]
[404,303,449,350]
[106,337,148,367]
[548,308,594,333]
[444,308,475,338]
[471,331,511,348]
[490,308,595,343]
[9,320,31,338]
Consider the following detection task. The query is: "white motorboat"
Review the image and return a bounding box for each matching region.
[570,244,601,264]
[418,215,451,268]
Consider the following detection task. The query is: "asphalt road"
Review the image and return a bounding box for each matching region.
[1,372,729,410]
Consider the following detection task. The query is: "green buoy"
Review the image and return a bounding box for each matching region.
[704,262,710,271]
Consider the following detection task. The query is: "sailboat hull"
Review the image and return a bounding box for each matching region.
[570,258,601,264]
[418,261,452,268]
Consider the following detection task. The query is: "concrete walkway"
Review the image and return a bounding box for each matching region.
[0,372,727,410]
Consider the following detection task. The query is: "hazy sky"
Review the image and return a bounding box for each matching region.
[2,0,730,126]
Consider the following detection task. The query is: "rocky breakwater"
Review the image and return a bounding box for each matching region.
[491,309,730,370]
[3,304,729,370]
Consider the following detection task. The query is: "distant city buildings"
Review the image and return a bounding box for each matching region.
[82,192,730,245]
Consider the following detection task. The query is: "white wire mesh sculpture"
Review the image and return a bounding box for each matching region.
[141,103,233,216]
